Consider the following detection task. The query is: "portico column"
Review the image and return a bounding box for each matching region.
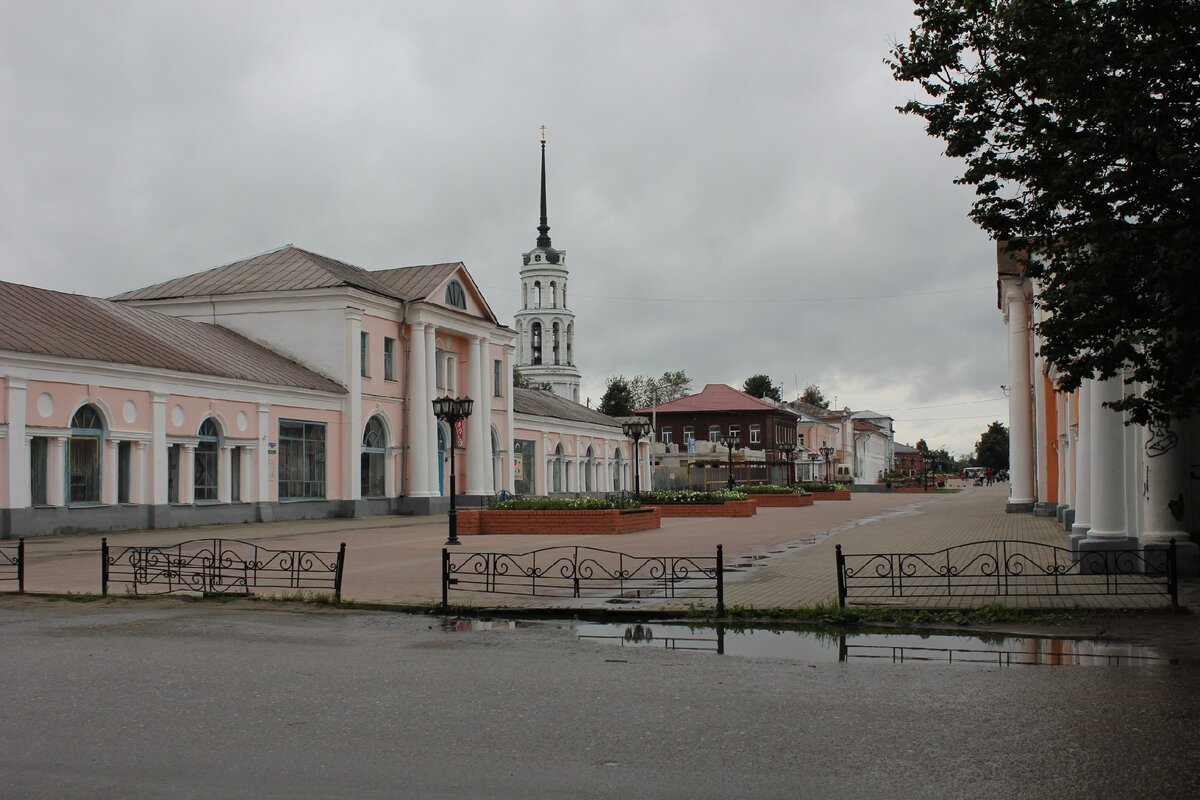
[1082,373,1133,545]
[476,338,494,494]
[134,441,148,505]
[4,378,29,510]
[385,447,397,498]
[1141,417,1198,574]
[408,322,433,497]
[465,335,486,495]
[49,436,67,507]
[424,325,439,495]
[1070,381,1092,542]
[218,445,233,503]
[151,393,168,506]
[344,308,363,503]
[255,403,270,504]
[103,439,119,505]
[1004,281,1035,510]
[180,444,195,504]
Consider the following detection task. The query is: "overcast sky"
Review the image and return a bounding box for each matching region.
[0,0,1007,457]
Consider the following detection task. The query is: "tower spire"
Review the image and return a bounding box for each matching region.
[536,125,552,249]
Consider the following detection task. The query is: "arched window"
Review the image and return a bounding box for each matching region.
[612,447,624,491]
[552,322,560,365]
[553,443,565,493]
[584,445,595,492]
[562,284,567,308]
[361,416,387,498]
[550,281,557,308]
[195,418,221,502]
[68,405,104,504]
[445,279,467,309]
[534,281,542,308]
[531,321,543,365]
[566,323,573,366]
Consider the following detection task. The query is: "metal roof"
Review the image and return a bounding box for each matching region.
[513,388,623,429]
[0,280,344,392]
[638,384,791,414]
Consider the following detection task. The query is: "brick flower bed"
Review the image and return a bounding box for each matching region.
[748,493,814,508]
[456,507,661,535]
[808,489,852,501]
[640,499,758,517]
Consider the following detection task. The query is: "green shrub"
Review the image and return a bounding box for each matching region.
[639,489,747,504]
[740,484,803,495]
[793,482,844,492]
[489,496,639,511]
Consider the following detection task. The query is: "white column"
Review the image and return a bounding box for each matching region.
[134,441,148,505]
[49,436,66,507]
[385,448,397,498]
[1004,282,1035,507]
[218,445,233,503]
[1032,304,1050,509]
[103,439,119,505]
[4,378,29,509]
[151,393,168,505]
[181,444,195,504]
[256,403,270,502]
[1071,383,1092,537]
[408,322,432,497]
[345,308,363,503]
[477,338,494,495]
[1141,418,1190,543]
[1060,392,1073,514]
[505,344,515,493]
[239,447,251,502]
[425,325,439,495]
[1087,375,1127,539]
[465,335,486,495]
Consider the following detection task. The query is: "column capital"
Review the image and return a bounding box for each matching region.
[152,392,168,405]
[5,376,27,390]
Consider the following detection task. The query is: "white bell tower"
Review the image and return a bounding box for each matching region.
[514,127,582,403]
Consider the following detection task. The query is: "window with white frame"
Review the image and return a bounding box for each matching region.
[661,427,673,445]
[384,337,396,381]
[708,425,720,441]
[493,359,502,397]
[749,424,761,444]
[728,425,741,440]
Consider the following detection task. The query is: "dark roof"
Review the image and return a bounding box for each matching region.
[0,281,344,393]
[894,442,920,453]
[639,384,791,415]
[513,388,623,429]
[111,245,404,302]
[369,263,462,300]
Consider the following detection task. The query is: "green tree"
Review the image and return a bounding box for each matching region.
[629,370,693,409]
[598,376,636,417]
[800,384,829,408]
[743,374,782,401]
[890,0,1200,426]
[975,422,1010,472]
[513,366,532,389]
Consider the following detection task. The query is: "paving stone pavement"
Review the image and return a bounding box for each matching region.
[1,483,1180,611]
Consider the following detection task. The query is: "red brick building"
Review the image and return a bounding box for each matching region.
[637,384,799,463]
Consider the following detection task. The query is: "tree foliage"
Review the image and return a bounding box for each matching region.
[629,370,693,409]
[975,421,1010,472]
[890,0,1200,425]
[800,383,830,408]
[743,374,782,401]
[598,375,636,417]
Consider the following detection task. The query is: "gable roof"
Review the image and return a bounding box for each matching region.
[0,280,344,393]
[370,262,500,324]
[639,384,793,415]
[853,410,893,421]
[111,245,404,303]
[513,388,622,429]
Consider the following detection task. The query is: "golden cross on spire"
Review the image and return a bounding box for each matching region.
[540,125,546,144]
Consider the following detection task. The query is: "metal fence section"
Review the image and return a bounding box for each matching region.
[836,539,1178,608]
[0,538,24,592]
[102,538,346,600]
[443,544,724,613]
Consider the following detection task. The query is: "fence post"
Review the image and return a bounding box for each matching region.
[101,537,109,597]
[716,544,724,617]
[835,544,846,608]
[17,537,25,594]
[1168,538,1179,610]
[441,548,449,613]
[334,542,346,603]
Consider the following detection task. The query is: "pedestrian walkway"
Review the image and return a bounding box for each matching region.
[2,484,1178,611]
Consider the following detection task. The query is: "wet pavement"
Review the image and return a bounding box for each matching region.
[2,599,1197,799]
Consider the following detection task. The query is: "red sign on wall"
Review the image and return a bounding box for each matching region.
[454,418,466,449]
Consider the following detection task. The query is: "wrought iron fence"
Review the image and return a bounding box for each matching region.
[102,538,346,600]
[443,544,724,613]
[0,538,24,592]
[836,539,1178,608]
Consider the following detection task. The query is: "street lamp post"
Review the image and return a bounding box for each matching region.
[432,395,474,546]
[720,435,740,490]
[621,419,652,498]
[922,454,932,492]
[819,445,835,482]
[808,452,820,482]
[778,442,796,485]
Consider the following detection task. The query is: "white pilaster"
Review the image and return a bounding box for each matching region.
[218,445,233,503]
[4,378,28,509]
[256,403,270,503]
[345,308,363,503]
[1087,375,1127,538]
[425,325,439,495]
[49,436,66,507]
[103,439,119,505]
[477,339,494,495]
[151,393,168,505]
[134,441,148,505]
[181,444,195,504]
[465,335,486,495]
[408,322,432,497]
[1004,281,1035,507]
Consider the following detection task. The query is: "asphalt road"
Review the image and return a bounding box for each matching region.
[2,598,1198,799]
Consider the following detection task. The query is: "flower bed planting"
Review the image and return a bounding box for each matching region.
[794,482,851,501]
[637,489,758,517]
[740,484,814,507]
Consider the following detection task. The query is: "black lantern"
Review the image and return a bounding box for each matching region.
[432,395,474,545]
[719,435,740,490]
[778,442,796,485]
[819,445,835,482]
[808,452,820,482]
[621,418,652,497]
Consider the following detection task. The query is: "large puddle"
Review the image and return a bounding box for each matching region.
[574,622,1171,667]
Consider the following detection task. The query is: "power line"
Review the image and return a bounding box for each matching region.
[478,283,993,304]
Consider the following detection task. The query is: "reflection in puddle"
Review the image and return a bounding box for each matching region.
[576,623,1171,667]
[441,618,520,632]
